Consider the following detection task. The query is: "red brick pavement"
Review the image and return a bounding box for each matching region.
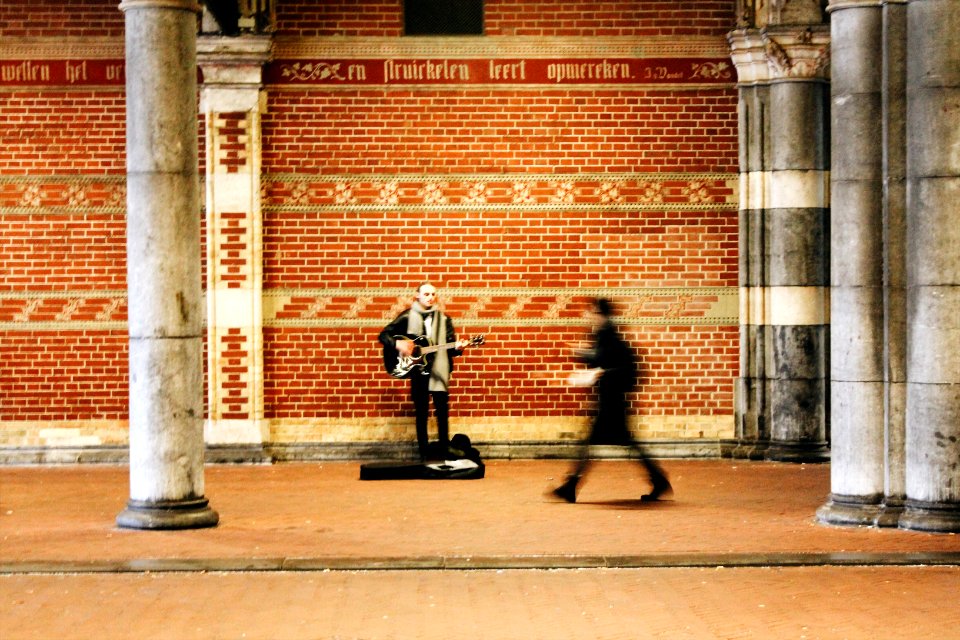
[3,565,959,640]
[1,460,959,639]
[2,460,959,565]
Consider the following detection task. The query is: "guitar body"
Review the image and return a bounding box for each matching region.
[383,334,434,379]
[382,333,485,379]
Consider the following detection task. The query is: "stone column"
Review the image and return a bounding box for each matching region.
[116,0,218,529]
[880,0,909,526]
[764,32,831,462]
[729,33,773,459]
[899,0,960,533]
[197,36,272,462]
[818,0,886,526]
[729,26,832,463]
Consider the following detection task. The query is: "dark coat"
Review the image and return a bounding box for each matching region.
[583,320,637,445]
[378,308,459,380]
[378,308,457,351]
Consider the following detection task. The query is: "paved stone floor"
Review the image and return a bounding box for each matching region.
[2,459,959,639]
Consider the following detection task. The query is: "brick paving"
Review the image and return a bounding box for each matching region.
[2,459,959,639]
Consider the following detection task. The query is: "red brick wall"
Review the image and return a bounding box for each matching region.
[262,89,736,174]
[275,1,735,38]
[1,0,740,444]
[0,0,123,38]
[264,325,736,422]
[261,199,737,289]
[485,1,735,37]
[259,1,739,431]
[0,92,126,175]
[1,331,128,421]
[0,90,128,422]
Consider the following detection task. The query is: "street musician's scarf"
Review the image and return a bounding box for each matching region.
[407,301,451,392]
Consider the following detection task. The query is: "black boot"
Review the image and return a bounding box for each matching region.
[641,476,672,502]
[550,476,579,503]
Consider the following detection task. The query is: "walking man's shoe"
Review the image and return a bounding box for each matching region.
[550,477,579,503]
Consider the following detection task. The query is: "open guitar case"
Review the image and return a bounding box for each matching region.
[360,433,485,480]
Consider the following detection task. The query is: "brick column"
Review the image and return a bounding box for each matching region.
[116,0,218,529]
[197,36,272,462]
[899,0,960,533]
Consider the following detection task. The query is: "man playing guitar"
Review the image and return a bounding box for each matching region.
[378,282,474,461]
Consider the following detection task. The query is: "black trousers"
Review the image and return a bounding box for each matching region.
[568,440,667,487]
[410,374,449,458]
[568,395,667,487]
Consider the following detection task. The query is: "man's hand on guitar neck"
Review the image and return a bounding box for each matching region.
[455,338,471,351]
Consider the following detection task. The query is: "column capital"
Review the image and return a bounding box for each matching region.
[762,25,831,81]
[728,29,767,84]
[198,35,273,113]
[729,25,831,83]
[198,35,274,83]
[827,0,890,13]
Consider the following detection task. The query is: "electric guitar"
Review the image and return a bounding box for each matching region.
[384,334,485,379]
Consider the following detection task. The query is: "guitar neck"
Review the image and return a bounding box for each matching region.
[419,341,460,355]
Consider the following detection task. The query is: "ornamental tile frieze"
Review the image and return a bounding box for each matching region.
[263,173,738,211]
[0,291,127,329]
[0,176,126,213]
[264,288,738,328]
[0,175,736,212]
[0,288,737,329]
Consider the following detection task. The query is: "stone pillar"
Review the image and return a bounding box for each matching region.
[197,36,272,462]
[899,0,960,533]
[880,0,909,526]
[818,0,886,526]
[729,34,773,459]
[729,25,832,463]
[116,0,218,529]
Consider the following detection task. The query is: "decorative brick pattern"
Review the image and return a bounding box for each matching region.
[204,101,263,439]
[215,212,252,289]
[263,174,737,210]
[0,292,126,328]
[218,327,252,420]
[214,112,251,173]
[264,288,737,327]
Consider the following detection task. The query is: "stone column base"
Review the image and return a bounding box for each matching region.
[899,500,960,534]
[874,500,905,528]
[765,440,830,463]
[116,497,219,530]
[816,493,883,527]
[721,438,771,460]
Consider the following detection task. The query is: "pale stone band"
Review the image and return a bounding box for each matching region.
[739,170,830,210]
[740,286,829,326]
